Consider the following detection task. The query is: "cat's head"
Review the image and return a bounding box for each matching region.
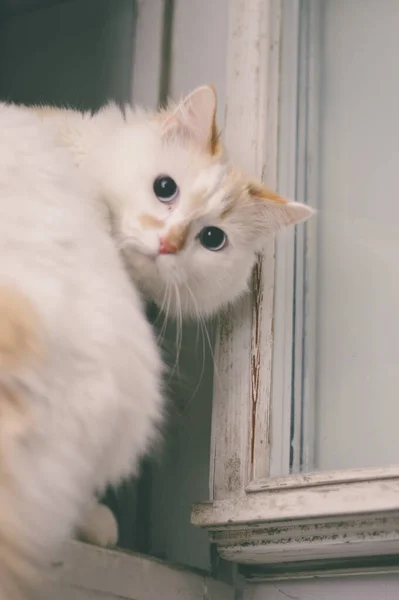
[97,86,314,317]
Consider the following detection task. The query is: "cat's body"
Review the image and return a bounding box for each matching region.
[0,103,163,598]
[0,86,313,598]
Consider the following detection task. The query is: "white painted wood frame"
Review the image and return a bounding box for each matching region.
[192,0,399,578]
[209,0,283,504]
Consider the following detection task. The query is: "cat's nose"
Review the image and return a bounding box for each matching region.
[159,237,177,254]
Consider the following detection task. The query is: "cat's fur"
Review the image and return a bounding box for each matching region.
[0,103,164,598]
[31,85,314,549]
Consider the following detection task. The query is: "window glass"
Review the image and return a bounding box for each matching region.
[300,0,399,472]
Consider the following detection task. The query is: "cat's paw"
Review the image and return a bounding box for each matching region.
[77,501,118,548]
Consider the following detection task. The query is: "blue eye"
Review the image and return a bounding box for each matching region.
[198,226,227,251]
[153,175,179,203]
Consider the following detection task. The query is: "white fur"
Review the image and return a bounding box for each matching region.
[0,103,163,597]
[77,501,118,547]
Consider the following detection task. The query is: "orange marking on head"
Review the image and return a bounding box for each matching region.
[189,190,208,213]
[138,214,165,229]
[164,224,189,253]
[248,183,288,205]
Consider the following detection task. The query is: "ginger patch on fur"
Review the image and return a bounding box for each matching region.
[248,183,288,204]
[138,214,165,229]
[0,286,42,370]
[165,224,189,252]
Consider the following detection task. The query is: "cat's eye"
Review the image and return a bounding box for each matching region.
[198,226,227,251]
[153,175,179,203]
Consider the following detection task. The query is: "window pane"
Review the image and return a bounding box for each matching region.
[301,0,399,472]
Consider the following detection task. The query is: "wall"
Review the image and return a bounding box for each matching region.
[0,0,135,109]
[168,0,228,122]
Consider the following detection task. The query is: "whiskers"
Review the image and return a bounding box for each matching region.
[154,281,172,345]
[171,279,183,379]
[183,282,217,408]
[151,274,217,416]
[156,273,183,381]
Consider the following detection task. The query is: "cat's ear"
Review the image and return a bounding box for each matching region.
[162,85,221,155]
[248,183,315,232]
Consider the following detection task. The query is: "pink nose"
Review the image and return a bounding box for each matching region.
[159,237,177,254]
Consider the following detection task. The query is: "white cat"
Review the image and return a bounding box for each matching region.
[0,86,313,598]
[31,85,314,548]
[0,103,163,599]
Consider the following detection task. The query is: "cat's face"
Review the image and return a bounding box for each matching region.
[100,87,313,317]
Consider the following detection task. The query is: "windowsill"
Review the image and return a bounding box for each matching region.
[46,541,233,600]
[191,467,399,576]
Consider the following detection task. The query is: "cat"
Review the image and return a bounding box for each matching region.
[0,86,313,597]
[0,103,164,599]
[31,85,314,548]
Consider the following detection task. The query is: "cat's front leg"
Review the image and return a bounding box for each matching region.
[76,498,118,548]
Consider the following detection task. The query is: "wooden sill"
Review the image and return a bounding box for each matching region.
[42,541,233,600]
[192,472,399,574]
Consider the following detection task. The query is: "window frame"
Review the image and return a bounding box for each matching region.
[192,0,399,579]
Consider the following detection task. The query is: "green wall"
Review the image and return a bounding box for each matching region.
[0,0,136,109]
